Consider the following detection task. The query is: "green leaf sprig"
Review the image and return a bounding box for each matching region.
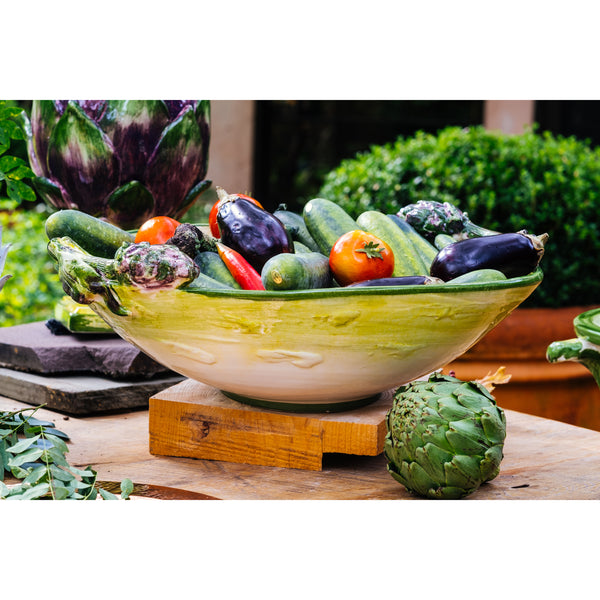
[0,101,36,205]
[0,405,132,500]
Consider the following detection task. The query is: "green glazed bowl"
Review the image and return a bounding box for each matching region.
[83,269,542,411]
[547,306,600,389]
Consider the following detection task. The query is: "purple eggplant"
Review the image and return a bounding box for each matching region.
[347,275,443,287]
[216,187,293,272]
[429,230,548,281]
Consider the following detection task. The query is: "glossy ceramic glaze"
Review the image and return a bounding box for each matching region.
[574,308,600,346]
[85,269,542,410]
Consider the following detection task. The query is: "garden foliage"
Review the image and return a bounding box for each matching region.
[318,125,600,308]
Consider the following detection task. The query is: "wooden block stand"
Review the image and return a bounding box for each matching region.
[149,379,393,471]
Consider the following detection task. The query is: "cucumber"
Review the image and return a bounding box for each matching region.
[293,240,312,254]
[447,269,507,284]
[54,295,114,333]
[261,251,332,291]
[434,233,455,250]
[186,272,236,290]
[274,208,321,252]
[193,251,241,289]
[302,198,360,255]
[45,209,135,259]
[387,214,438,267]
[356,211,429,277]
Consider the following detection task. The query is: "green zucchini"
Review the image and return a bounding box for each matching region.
[447,269,507,284]
[45,209,135,259]
[261,251,332,291]
[302,198,360,255]
[387,214,438,267]
[293,240,312,254]
[274,208,321,252]
[186,272,236,290]
[356,211,429,277]
[193,251,241,288]
[54,295,114,333]
[434,233,455,250]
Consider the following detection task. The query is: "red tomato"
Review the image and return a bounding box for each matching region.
[134,216,180,244]
[208,194,263,238]
[329,230,395,286]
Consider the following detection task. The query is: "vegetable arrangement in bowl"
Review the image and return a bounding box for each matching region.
[45,191,545,411]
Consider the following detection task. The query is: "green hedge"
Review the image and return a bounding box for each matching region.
[0,205,64,326]
[318,125,600,308]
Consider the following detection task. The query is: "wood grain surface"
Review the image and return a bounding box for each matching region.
[2,392,600,500]
[149,379,390,470]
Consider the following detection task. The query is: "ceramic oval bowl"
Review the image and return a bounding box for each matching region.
[82,269,542,411]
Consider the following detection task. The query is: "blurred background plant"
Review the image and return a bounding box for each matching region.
[0,101,64,326]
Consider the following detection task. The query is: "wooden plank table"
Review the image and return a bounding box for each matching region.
[2,393,600,500]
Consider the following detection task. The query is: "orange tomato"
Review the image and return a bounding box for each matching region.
[329,230,395,286]
[208,194,263,238]
[134,216,180,244]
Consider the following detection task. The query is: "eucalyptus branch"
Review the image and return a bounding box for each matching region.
[1,405,132,500]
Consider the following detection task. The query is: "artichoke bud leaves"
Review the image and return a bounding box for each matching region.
[384,372,507,499]
[47,237,200,316]
[47,237,126,315]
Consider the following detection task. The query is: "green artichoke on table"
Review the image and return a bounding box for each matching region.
[24,100,211,230]
[384,372,506,499]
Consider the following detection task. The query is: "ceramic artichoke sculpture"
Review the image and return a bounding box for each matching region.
[0,224,10,291]
[25,100,211,229]
[384,372,506,499]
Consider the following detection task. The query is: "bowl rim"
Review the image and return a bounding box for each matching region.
[181,268,543,300]
[574,306,600,344]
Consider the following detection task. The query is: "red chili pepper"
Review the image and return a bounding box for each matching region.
[216,242,265,290]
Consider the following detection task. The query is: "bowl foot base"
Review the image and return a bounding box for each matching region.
[220,390,381,413]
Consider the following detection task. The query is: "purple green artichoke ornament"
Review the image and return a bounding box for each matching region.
[24,100,211,230]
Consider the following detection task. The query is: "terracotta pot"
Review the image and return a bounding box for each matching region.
[444,305,600,432]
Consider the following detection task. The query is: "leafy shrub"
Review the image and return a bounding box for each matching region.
[0,203,64,326]
[318,125,600,308]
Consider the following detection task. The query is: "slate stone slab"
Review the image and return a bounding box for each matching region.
[0,321,173,379]
[0,366,184,415]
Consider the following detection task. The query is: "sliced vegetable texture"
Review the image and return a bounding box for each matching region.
[135,216,180,244]
[329,230,394,286]
[430,231,548,281]
[25,100,211,230]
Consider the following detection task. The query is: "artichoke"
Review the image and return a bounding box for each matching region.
[114,242,199,290]
[0,224,11,291]
[384,372,506,499]
[25,100,211,229]
[397,200,497,242]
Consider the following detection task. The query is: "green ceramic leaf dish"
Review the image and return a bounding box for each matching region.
[547,307,600,388]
